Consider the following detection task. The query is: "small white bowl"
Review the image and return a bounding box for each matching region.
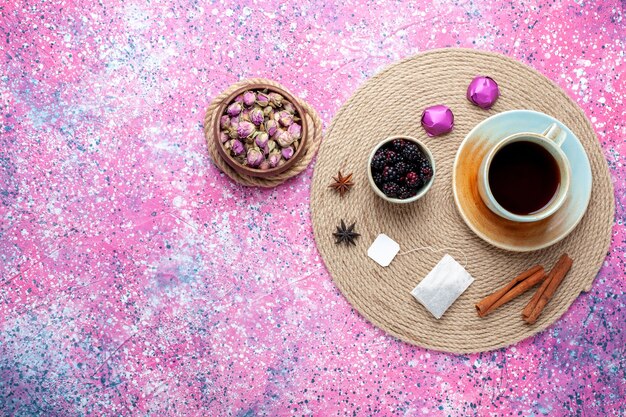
[367,135,436,204]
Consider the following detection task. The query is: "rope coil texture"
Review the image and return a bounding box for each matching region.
[310,49,614,353]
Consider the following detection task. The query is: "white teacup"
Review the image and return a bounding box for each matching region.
[477,123,571,223]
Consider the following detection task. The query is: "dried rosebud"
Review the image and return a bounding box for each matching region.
[240,109,250,122]
[227,102,242,117]
[287,123,301,139]
[237,121,256,138]
[256,92,270,107]
[224,139,233,150]
[246,147,264,167]
[243,91,256,107]
[255,132,269,148]
[234,94,244,103]
[219,131,230,143]
[269,92,283,107]
[283,101,296,114]
[281,146,294,160]
[277,110,293,127]
[267,140,277,152]
[227,127,239,139]
[467,76,500,109]
[220,115,230,129]
[275,129,294,147]
[231,140,245,156]
[259,160,270,170]
[249,107,264,126]
[265,119,278,136]
[268,150,282,168]
[263,106,273,117]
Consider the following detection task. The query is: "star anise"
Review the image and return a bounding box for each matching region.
[333,220,360,246]
[329,171,354,198]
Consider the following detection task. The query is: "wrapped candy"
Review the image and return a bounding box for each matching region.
[421,105,454,137]
[467,76,500,109]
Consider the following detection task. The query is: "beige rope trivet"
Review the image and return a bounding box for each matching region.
[204,78,322,187]
[310,48,614,353]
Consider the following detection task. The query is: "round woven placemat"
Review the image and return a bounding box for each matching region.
[204,78,322,187]
[311,49,614,353]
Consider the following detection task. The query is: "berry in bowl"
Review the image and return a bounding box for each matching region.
[367,136,436,203]
[213,83,308,178]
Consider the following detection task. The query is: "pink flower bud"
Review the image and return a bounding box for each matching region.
[256,92,270,107]
[231,140,245,156]
[283,101,296,114]
[287,123,301,139]
[249,107,264,126]
[243,91,256,107]
[237,121,256,138]
[281,146,294,160]
[277,110,293,127]
[255,132,269,148]
[220,115,230,129]
[275,129,294,148]
[246,147,264,167]
[268,150,282,168]
[268,92,283,107]
[227,102,242,117]
[265,119,278,136]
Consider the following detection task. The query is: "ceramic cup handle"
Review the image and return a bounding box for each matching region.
[542,123,566,147]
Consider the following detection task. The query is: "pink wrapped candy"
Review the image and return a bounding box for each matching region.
[467,76,500,109]
[421,105,454,137]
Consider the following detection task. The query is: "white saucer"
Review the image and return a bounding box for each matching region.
[452,110,593,252]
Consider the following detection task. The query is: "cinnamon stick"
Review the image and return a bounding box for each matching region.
[476,265,545,317]
[522,271,551,320]
[523,254,573,325]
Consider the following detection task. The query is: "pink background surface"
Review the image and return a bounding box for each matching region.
[1,0,625,415]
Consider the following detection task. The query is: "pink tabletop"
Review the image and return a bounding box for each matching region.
[1,1,624,415]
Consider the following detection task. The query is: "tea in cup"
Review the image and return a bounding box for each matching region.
[477,123,571,223]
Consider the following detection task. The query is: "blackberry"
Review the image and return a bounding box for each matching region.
[372,171,384,186]
[398,186,414,200]
[402,143,424,163]
[395,161,409,176]
[405,171,422,189]
[384,149,401,165]
[382,182,400,198]
[420,165,433,182]
[406,163,420,174]
[391,138,408,152]
[382,166,401,182]
[371,152,386,171]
